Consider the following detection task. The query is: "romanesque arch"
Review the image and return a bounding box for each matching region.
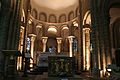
[68,11,74,21]
[32,9,38,19]
[39,12,47,22]
[59,14,66,23]
[49,14,57,23]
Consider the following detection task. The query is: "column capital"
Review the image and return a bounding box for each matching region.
[36,24,42,29]
[29,34,36,41]
[56,37,62,44]
[42,37,48,43]
[83,28,90,33]
[42,37,48,52]
[68,36,75,43]
[42,37,48,39]
[29,34,36,37]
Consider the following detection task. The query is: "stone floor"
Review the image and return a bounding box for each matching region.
[17,72,112,80]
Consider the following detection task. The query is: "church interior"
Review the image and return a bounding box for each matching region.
[0,0,120,80]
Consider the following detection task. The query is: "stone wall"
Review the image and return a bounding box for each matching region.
[0,0,22,79]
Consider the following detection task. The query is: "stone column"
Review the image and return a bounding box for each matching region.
[29,34,36,67]
[83,28,91,71]
[56,38,62,53]
[29,34,36,59]
[68,36,75,57]
[17,26,24,70]
[90,0,112,77]
[42,37,48,52]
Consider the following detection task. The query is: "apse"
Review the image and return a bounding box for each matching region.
[32,0,78,10]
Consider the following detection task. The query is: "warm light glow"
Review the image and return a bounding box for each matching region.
[68,36,75,57]
[103,68,107,76]
[103,52,107,76]
[48,27,57,33]
[42,37,48,52]
[107,69,112,72]
[83,28,90,31]
[32,0,78,10]
[73,21,78,27]
[28,19,32,24]
[107,73,111,77]
[83,11,91,25]
[17,57,22,70]
[62,26,69,30]
[17,26,25,70]
[100,70,104,77]
[29,34,36,68]
[86,14,91,25]
[83,28,90,70]
[107,56,112,65]
[30,58,33,68]
[56,38,62,53]
[36,25,42,28]
[83,29,86,70]
[21,9,25,23]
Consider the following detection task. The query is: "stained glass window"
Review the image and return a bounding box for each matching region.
[26,37,31,51]
[73,39,78,51]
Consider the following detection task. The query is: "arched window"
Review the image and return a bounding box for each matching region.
[49,14,57,23]
[73,39,78,52]
[59,14,66,23]
[26,36,31,52]
[39,12,47,22]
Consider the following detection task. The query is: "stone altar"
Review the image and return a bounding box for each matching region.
[48,56,75,77]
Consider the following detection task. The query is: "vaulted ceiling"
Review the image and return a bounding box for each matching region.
[32,0,78,10]
[30,0,79,23]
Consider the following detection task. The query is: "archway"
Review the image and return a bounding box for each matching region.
[82,11,91,71]
[109,6,120,65]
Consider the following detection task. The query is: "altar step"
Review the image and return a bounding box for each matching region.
[18,72,110,80]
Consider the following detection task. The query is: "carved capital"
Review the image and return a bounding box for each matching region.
[42,37,48,43]
[29,34,36,41]
[56,37,62,44]
[68,36,75,43]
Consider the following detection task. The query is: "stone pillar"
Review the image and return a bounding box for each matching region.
[42,37,48,52]
[29,34,36,67]
[17,26,24,70]
[83,28,91,71]
[90,0,112,77]
[29,34,36,59]
[68,36,75,57]
[56,38,62,53]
